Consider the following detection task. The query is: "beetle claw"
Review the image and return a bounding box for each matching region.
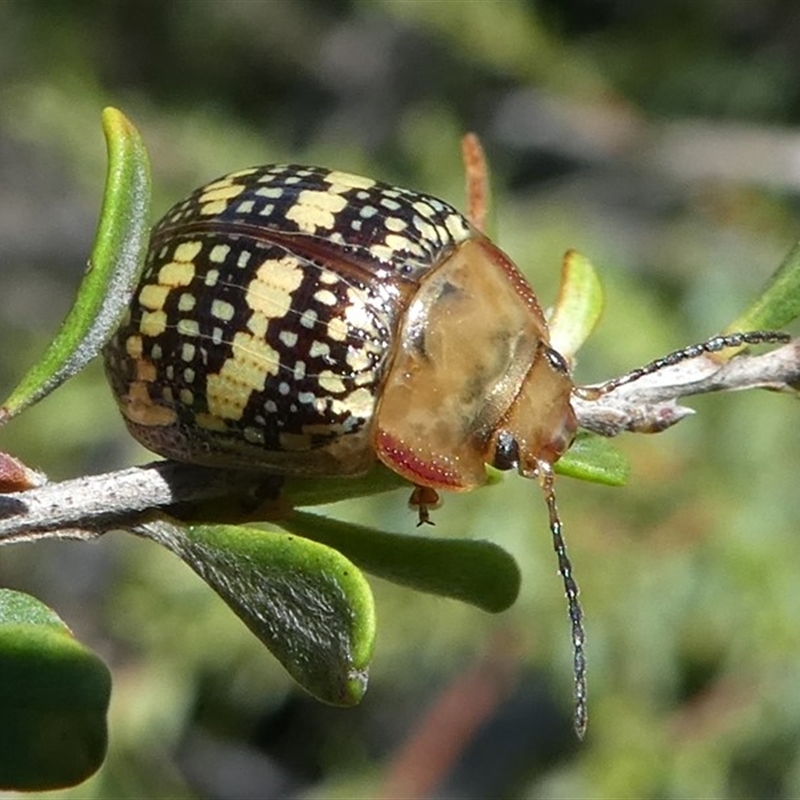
[409,485,440,526]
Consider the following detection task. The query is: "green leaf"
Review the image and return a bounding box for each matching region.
[725,238,800,336]
[275,510,521,613]
[135,519,375,706]
[556,432,630,486]
[0,107,151,424]
[0,589,111,791]
[283,462,505,511]
[282,463,410,507]
[0,589,67,630]
[548,249,604,360]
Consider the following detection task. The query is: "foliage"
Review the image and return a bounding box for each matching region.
[0,589,110,790]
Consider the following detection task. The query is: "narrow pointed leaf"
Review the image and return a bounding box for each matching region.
[0,589,111,790]
[556,432,630,486]
[726,239,800,335]
[282,463,409,508]
[135,518,375,706]
[0,107,151,423]
[548,249,604,360]
[275,510,521,613]
[283,462,504,511]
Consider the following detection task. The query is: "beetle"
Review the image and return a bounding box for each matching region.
[102,160,788,737]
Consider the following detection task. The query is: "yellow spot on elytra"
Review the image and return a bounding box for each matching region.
[370,236,424,262]
[445,214,470,240]
[280,330,298,348]
[309,340,330,358]
[135,359,157,382]
[207,332,280,420]
[345,290,373,329]
[385,216,407,232]
[299,309,318,328]
[247,311,268,338]
[345,387,375,418]
[318,370,346,395]
[199,201,223,215]
[178,293,196,312]
[195,412,228,432]
[285,190,347,233]
[199,184,245,204]
[140,310,168,337]
[125,335,143,359]
[385,234,412,252]
[245,256,304,319]
[200,178,234,192]
[369,244,396,262]
[211,299,235,321]
[174,241,203,262]
[210,244,231,263]
[323,171,376,191]
[412,201,436,218]
[413,217,437,240]
[346,347,372,373]
[177,319,200,337]
[314,289,337,306]
[119,381,177,426]
[354,371,375,386]
[158,260,196,287]
[139,284,171,311]
[243,426,265,444]
[327,317,347,342]
[179,388,194,406]
[330,398,347,416]
[181,343,196,362]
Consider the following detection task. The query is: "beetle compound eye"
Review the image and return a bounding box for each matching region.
[492,429,520,471]
[544,346,570,376]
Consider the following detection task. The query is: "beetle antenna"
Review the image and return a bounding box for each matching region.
[538,460,587,739]
[581,330,790,399]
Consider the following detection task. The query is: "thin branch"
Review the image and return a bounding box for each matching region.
[0,338,797,545]
[573,338,800,436]
[0,461,265,545]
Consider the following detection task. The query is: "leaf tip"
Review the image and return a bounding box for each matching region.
[339,668,370,706]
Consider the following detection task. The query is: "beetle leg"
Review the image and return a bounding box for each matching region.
[409,485,440,526]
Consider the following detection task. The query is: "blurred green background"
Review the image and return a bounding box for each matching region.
[2,1,800,797]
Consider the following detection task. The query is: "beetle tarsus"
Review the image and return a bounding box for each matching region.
[409,485,439,526]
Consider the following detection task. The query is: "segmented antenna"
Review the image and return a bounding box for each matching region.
[582,330,791,399]
[538,460,587,739]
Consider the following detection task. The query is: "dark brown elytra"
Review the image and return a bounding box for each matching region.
[102,133,791,739]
